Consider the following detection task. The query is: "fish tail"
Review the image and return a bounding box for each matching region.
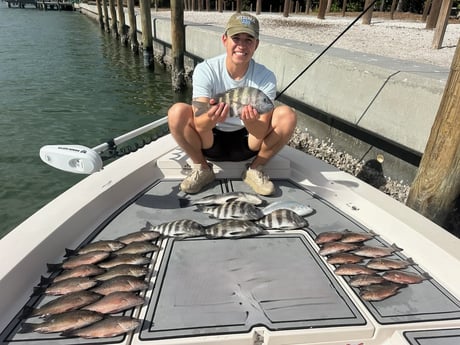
[30,286,46,297]
[18,322,37,333]
[64,248,78,257]
[39,275,53,286]
[140,221,154,232]
[47,263,62,272]
[20,306,35,319]
[390,243,403,252]
[179,198,191,208]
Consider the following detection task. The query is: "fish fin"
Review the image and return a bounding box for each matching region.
[422,272,432,280]
[192,101,209,116]
[64,248,77,257]
[47,263,62,272]
[390,243,403,252]
[179,198,191,208]
[406,257,415,265]
[140,221,154,232]
[194,205,205,212]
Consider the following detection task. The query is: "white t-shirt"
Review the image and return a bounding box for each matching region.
[192,54,277,131]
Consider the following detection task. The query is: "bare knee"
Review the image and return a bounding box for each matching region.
[272,105,297,135]
[168,103,193,132]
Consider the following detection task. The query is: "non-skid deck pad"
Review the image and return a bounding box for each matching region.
[404,328,460,345]
[140,234,366,340]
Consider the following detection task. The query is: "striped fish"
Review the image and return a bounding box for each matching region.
[256,209,308,230]
[196,200,264,220]
[205,220,265,239]
[192,87,274,117]
[180,191,264,207]
[142,220,205,238]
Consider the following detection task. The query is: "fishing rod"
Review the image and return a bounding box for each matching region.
[275,0,378,101]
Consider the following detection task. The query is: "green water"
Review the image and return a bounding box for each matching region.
[0,4,191,238]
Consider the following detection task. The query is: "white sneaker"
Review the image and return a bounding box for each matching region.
[242,165,274,196]
[180,163,215,194]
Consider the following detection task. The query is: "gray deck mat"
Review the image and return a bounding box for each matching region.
[2,179,460,344]
[404,328,460,345]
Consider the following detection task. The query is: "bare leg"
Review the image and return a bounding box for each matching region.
[168,102,209,169]
[248,105,297,168]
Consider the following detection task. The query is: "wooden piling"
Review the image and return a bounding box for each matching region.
[126,0,139,53]
[102,0,110,32]
[406,38,460,232]
[116,0,128,45]
[108,0,118,37]
[170,0,186,91]
[96,0,104,29]
[432,0,453,49]
[139,0,154,67]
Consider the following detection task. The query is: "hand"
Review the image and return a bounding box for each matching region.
[208,99,229,123]
[240,104,260,122]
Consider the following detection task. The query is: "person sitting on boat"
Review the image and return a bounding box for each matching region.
[168,12,297,196]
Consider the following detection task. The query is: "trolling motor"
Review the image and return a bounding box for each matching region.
[39,145,103,174]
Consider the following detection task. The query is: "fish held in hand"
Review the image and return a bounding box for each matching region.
[205,220,265,239]
[142,220,205,238]
[197,200,264,220]
[256,209,308,229]
[62,315,140,339]
[19,310,104,334]
[261,200,314,216]
[192,87,274,117]
[180,191,264,207]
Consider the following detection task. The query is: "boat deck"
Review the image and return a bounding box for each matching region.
[2,176,460,344]
[1,136,459,345]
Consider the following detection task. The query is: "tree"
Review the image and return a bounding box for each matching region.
[406,38,460,232]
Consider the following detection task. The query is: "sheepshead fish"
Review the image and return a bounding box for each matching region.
[197,200,264,220]
[180,191,264,207]
[63,315,140,339]
[382,270,431,284]
[359,282,406,301]
[91,275,149,296]
[192,87,274,117]
[205,220,265,239]
[142,220,205,238]
[82,291,144,314]
[95,264,149,281]
[256,209,308,229]
[19,310,104,334]
[21,291,102,318]
[366,257,415,271]
[262,200,314,217]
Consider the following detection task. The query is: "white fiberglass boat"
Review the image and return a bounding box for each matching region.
[0,118,459,345]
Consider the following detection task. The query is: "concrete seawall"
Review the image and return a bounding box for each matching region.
[78,4,449,167]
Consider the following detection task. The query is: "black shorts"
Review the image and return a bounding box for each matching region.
[202,127,259,162]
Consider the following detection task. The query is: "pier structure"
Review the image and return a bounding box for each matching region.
[6,0,75,10]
